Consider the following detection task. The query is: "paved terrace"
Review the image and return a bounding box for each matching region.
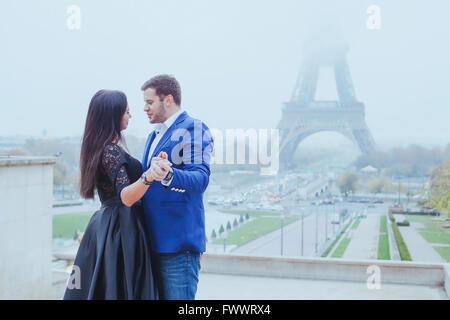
[53,253,450,300]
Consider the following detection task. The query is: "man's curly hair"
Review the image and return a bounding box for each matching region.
[141,74,181,106]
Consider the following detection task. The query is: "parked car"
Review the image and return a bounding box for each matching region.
[331,214,340,224]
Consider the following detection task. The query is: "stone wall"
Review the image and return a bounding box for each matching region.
[201,253,449,288]
[0,156,55,299]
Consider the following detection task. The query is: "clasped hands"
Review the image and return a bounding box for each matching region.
[145,151,172,182]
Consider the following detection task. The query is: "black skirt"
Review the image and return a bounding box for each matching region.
[63,197,158,300]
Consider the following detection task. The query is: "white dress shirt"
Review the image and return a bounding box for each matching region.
[147,109,183,186]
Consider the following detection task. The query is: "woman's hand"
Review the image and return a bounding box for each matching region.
[147,151,172,181]
[120,152,172,207]
[144,166,156,182]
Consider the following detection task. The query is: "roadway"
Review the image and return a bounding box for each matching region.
[231,202,392,257]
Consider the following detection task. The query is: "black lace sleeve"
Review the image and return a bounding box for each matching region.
[101,144,130,197]
[115,165,130,196]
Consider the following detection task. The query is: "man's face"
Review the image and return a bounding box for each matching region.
[143,88,167,124]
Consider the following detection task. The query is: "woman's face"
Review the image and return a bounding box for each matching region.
[121,105,131,131]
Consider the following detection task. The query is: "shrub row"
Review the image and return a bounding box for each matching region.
[391,219,412,261]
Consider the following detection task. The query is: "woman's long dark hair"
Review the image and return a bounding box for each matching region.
[79,89,128,199]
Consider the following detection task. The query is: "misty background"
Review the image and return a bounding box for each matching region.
[1,0,449,149]
[2,1,450,280]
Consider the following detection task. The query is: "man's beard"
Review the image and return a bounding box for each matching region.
[151,102,167,123]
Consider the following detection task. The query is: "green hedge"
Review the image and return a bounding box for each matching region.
[391,221,412,261]
[388,211,395,223]
[397,220,410,227]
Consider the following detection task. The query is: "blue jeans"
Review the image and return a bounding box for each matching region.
[152,251,202,300]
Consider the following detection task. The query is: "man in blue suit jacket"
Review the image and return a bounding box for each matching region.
[140,75,214,300]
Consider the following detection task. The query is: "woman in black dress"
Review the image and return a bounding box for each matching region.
[63,90,171,300]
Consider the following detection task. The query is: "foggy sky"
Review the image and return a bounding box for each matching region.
[1,0,449,148]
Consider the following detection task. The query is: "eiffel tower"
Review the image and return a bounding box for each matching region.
[277,38,376,167]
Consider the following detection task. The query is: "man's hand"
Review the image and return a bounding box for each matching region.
[150,151,172,181]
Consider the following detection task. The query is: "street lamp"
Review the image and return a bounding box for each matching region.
[301,207,304,256]
[333,203,336,236]
[280,213,284,256]
[407,175,410,209]
[315,205,318,255]
[281,202,292,256]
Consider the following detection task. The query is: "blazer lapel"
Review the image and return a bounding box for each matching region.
[142,131,156,171]
[150,111,188,161]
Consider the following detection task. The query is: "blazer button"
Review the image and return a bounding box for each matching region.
[171,187,175,191]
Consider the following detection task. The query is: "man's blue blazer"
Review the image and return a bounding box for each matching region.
[141,111,214,253]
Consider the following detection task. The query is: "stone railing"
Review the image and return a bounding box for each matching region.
[200,253,449,289]
[53,251,450,299]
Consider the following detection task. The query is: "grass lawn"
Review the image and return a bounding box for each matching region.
[378,215,390,260]
[53,212,95,239]
[321,220,352,258]
[419,232,450,244]
[389,215,412,261]
[378,234,390,260]
[380,215,388,234]
[212,215,299,246]
[433,246,450,262]
[331,237,351,258]
[218,209,282,217]
[351,220,361,230]
[402,214,450,245]
[325,218,360,259]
